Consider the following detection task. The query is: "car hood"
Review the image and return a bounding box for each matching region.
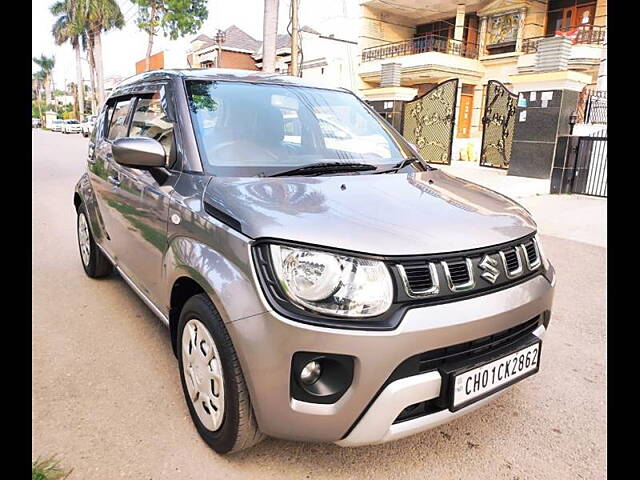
[202,170,537,256]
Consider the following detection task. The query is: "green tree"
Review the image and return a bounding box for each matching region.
[33,55,55,106]
[86,0,124,105]
[131,0,208,72]
[51,0,87,121]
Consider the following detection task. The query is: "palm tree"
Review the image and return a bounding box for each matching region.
[81,31,98,114]
[86,0,124,106]
[51,0,86,121]
[33,55,55,106]
[32,71,46,119]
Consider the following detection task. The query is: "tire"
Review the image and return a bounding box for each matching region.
[77,203,112,278]
[177,293,264,454]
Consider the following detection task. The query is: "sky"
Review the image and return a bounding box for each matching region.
[32,0,355,90]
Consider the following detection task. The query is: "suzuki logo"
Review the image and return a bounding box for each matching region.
[478,254,500,284]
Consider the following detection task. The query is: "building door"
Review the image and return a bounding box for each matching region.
[457,93,473,138]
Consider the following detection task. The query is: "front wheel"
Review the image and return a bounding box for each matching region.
[177,294,264,454]
[77,204,112,278]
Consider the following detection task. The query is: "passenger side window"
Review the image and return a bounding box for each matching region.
[107,98,132,141]
[129,93,174,163]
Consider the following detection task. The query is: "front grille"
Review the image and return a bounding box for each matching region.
[503,248,520,272]
[402,262,433,291]
[446,259,470,285]
[395,234,542,301]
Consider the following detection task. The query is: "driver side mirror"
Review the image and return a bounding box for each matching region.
[112,137,166,169]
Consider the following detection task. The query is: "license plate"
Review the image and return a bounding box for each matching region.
[451,341,541,411]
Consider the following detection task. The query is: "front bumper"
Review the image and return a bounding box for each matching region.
[337,323,546,446]
[227,272,555,444]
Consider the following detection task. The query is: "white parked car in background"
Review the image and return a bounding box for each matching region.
[50,119,65,132]
[63,119,82,134]
[81,115,96,137]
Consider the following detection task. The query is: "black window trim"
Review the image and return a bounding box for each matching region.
[105,81,184,173]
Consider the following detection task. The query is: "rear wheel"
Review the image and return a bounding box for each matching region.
[77,203,112,278]
[177,293,264,454]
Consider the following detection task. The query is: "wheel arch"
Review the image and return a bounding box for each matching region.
[163,236,267,357]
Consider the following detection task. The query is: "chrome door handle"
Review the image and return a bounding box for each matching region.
[108,175,121,186]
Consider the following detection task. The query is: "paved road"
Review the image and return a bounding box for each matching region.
[32,129,606,479]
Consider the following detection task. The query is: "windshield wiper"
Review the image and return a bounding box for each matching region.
[268,162,378,177]
[373,157,425,174]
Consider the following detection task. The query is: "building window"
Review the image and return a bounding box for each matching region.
[545,0,596,35]
[416,14,480,57]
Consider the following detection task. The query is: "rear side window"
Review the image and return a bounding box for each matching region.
[129,93,174,161]
[107,98,132,140]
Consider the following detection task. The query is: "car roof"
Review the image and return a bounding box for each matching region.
[112,68,349,95]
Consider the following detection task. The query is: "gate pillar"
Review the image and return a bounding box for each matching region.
[507,71,591,178]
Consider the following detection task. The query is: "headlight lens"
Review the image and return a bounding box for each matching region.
[269,245,393,317]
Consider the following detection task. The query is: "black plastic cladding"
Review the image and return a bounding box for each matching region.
[252,233,544,331]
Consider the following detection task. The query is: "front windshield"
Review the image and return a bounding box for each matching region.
[186,80,414,176]
[67,120,79,124]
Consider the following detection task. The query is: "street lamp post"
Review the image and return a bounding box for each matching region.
[215,29,226,68]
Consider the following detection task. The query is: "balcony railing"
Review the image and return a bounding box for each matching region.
[361,34,478,62]
[521,25,606,54]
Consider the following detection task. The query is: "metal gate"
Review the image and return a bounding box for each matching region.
[570,129,607,197]
[402,78,458,165]
[480,80,518,169]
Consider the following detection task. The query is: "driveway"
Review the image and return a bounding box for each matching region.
[32,129,606,479]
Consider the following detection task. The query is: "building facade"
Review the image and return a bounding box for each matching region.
[188,26,262,71]
[357,0,607,162]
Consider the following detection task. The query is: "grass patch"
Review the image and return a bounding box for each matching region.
[32,456,73,480]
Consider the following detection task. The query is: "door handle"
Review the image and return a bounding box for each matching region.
[108,175,121,187]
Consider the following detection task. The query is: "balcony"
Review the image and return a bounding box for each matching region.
[521,25,606,54]
[517,25,606,74]
[361,35,478,62]
[359,34,484,84]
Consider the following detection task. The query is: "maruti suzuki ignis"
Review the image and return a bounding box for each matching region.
[74,69,555,453]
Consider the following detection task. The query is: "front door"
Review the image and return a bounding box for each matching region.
[457,93,473,138]
[108,89,179,306]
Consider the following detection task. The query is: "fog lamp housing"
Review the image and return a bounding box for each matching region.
[290,352,354,404]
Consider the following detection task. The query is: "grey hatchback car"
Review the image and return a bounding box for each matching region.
[74,69,556,454]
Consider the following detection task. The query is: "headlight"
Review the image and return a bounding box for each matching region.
[269,245,393,318]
